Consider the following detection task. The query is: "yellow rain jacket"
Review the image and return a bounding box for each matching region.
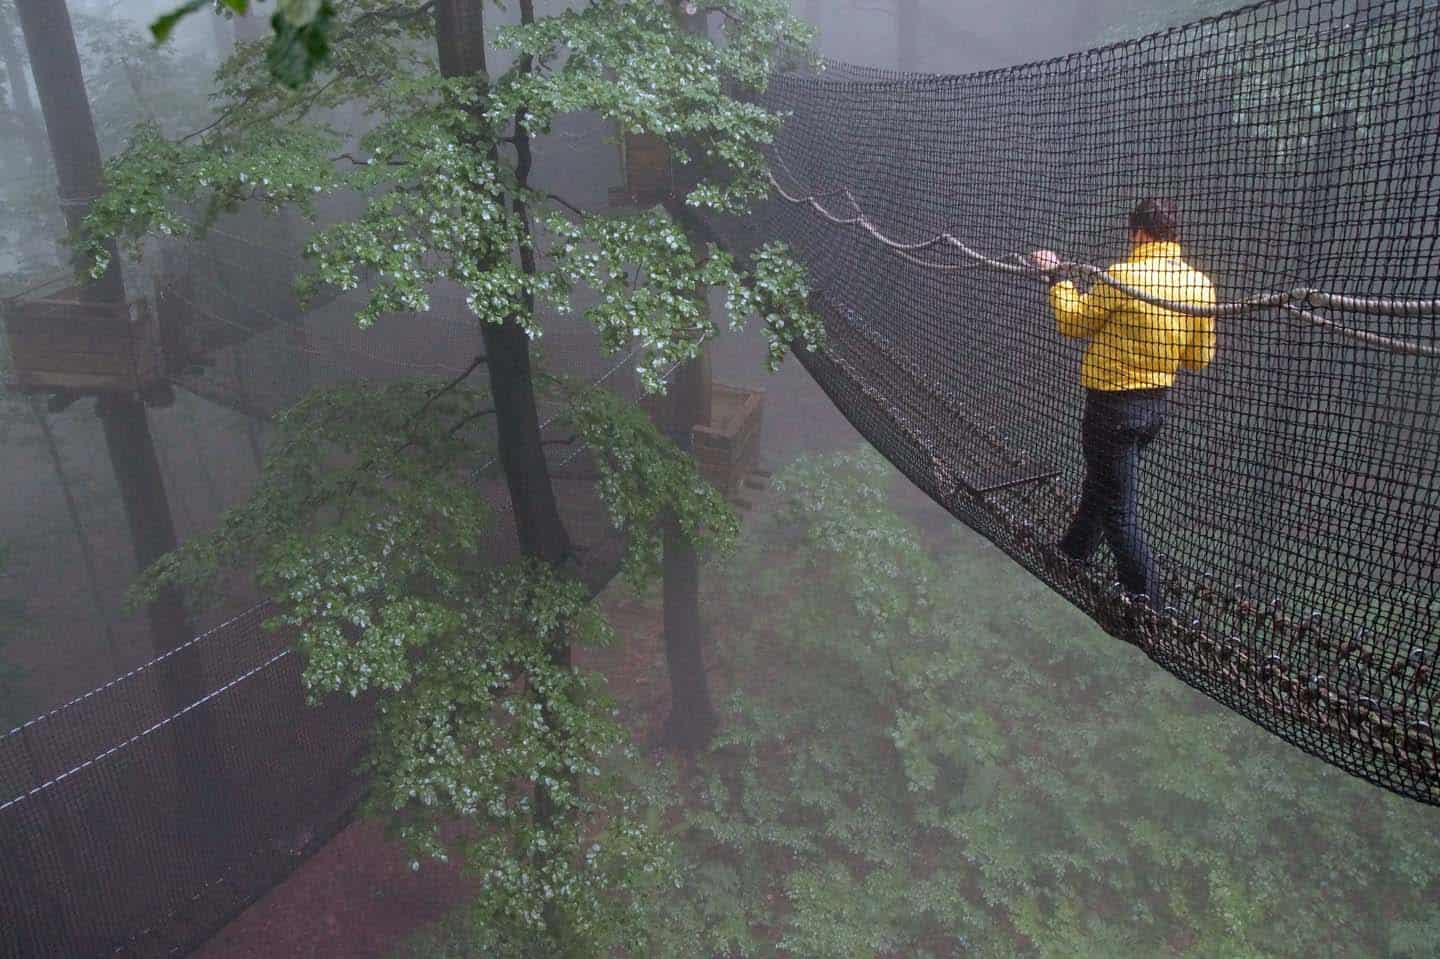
[1049,240,1217,392]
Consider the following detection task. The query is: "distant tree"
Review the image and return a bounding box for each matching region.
[0,0,211,284]
[0,542,27,729]
[95,0,820,951]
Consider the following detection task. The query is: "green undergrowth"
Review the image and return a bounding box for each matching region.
[397,449,1440,959]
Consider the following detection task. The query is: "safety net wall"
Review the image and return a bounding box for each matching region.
[762,0,1438,803]
[0,605,372,958]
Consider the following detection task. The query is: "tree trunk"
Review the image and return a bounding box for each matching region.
[13,0,191,657]
[647,6,722,751]
[658,349,718,749]
[0,5,47,172]
[480,319,573,568]
[435,0,570,569]
[14,0,218,878]
[434,4,577,940]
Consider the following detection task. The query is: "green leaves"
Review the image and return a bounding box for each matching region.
[277,0,325,26]
[266,1,335,88]
[567,387,739,585]
[150,0,210,44]
[149,0,337,87]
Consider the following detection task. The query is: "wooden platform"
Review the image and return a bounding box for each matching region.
[2,289,160,394]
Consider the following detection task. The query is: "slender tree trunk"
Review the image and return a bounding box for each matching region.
[28,398,123,674]
[434,3,576,941]
[13,0,191,651]
[650,5,719,750]
[14,0,122,303]
[435,0,570,569]
[657,348,717,749]
[0,6,46,172]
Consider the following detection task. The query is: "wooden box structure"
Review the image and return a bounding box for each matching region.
[692,382,764,499]
[608,131,674,208]
[3,288,160,394]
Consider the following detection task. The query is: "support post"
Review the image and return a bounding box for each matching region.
[657,343,717,749]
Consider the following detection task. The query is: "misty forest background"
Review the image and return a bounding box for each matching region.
[1,1,1437,958]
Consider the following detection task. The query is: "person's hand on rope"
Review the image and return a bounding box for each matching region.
[1028,249,1062,282]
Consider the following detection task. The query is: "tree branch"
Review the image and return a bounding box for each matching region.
[545,191,588,218]
[447,406,498,438]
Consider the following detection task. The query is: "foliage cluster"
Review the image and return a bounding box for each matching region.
[86,0,821,387]
[393,450,1439,957]
[128,370,741,954]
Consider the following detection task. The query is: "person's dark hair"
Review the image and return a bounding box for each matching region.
[1129,197,1180,242]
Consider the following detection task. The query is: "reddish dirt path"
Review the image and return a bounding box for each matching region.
[192,820,471,959]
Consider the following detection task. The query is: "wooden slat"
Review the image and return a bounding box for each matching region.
[8,370,142,392]
[5,348,135,375]
[6,331,135,355]
[967,468,1062,497]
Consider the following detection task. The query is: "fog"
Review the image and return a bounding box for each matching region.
[0,2,1435,958]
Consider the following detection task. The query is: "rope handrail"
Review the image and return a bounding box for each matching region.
[765,165,1440,358]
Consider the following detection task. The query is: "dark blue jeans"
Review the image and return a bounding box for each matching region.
[1058,388,1169,604]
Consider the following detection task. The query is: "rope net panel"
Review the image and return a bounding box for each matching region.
[763,0,1439,804]
[0,605,371,959]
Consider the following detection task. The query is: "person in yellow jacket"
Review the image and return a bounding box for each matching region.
[1030,198,1216,608]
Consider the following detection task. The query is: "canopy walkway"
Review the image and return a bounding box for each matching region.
[761,0,1439,805]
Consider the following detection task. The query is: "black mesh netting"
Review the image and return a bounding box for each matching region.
[761,0,1438,804]
[0,605,370,958]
